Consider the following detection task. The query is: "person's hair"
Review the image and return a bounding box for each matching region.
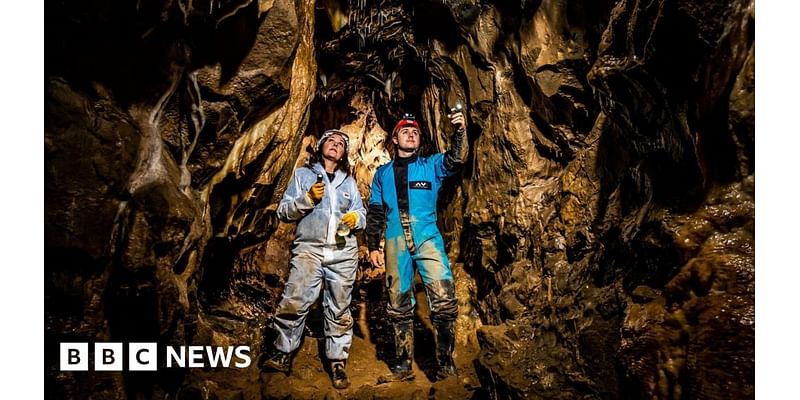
[306,135,351,176]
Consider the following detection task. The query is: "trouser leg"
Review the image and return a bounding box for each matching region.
[321,246,358,360]
[378,235,416,382]
[272,250,324,354]
[414,236,458,323]
[384,235,416,323]
[414,236,458,378]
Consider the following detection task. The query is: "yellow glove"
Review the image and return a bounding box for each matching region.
[307,182,325,204]
[339,211,359,229]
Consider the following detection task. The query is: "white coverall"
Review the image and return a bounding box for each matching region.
[273,162,366,360]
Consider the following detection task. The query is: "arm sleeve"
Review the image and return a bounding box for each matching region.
[365,172,386,252]
[440,124,468,177]
[348,179,367,230]
[276,171,315,222]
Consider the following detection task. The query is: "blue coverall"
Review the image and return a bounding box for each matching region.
[274,162,366,361]
[366,116,467,379]
[366,153,459,324]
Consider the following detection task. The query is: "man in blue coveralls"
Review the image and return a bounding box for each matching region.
[366,108,468,382]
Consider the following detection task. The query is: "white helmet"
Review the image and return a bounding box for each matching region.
[316,129,350,153]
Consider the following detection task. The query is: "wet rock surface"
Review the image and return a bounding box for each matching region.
[46,0,754,399]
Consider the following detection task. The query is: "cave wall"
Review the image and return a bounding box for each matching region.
[45,0,754,399]
[46,1,318,397]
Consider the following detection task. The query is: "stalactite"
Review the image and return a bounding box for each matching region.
[45,0,754,398]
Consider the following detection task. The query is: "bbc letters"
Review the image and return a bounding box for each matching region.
[60,343,252,371]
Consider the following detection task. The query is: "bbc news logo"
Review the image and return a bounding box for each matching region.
[60,343,251,371]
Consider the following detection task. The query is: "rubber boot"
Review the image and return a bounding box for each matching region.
[377,320,415,383]
[434,319,456,380]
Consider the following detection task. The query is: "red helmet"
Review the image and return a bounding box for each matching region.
[392,113,420,136]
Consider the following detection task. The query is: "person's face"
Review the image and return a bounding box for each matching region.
[393,126,420,151]
[322,133,347,161]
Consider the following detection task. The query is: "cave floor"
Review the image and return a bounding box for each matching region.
[259,327,481,399]
[197,277,483,399]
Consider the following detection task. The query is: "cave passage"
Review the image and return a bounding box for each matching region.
[45,0,754,399]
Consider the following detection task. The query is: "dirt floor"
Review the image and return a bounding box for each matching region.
[257,278,484,399]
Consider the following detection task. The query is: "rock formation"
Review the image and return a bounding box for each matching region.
[45,0,754,398]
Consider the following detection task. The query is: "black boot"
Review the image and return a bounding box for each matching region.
[378,320,415,383]
[434,319,456,380]
[330,360,350,389]
[261,348,292,373]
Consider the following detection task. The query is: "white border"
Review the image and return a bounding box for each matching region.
[2,2,44,398]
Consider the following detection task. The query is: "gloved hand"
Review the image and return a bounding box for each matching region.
[339,211,359,229]
[307,182,325,205]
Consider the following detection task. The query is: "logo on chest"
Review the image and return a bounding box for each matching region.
[409,181,432,190]
[342,191,351,199]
